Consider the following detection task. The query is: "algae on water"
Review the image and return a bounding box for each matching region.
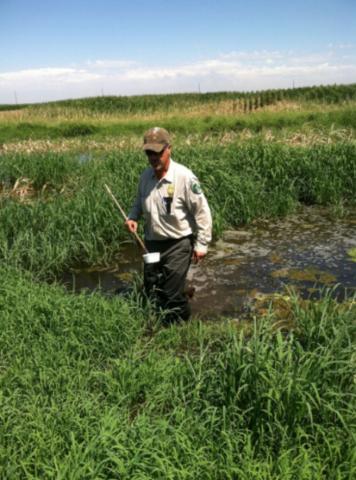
[347,247,356,262]
[271,267,337,285]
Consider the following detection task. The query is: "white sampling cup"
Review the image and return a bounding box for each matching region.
[143,252,161,264]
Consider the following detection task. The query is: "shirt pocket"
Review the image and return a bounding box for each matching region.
[160,198,184,229]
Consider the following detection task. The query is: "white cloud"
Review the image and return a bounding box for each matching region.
[0,47,355,103]
[335,43,355,50]
[86,59,137,69]
[0,67,102,83]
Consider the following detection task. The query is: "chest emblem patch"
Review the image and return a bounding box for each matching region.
[167,184,175,198]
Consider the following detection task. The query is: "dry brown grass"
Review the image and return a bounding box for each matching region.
[0,177,36,203]
[0,110,24,120]
[0,175,69,203]
[0,136,142,154]
[1,125,354,154]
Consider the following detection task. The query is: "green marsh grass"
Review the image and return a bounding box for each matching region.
[0,267,354,478]
[1,143,355,277]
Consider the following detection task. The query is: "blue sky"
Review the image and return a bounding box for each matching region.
[0,0,355,103]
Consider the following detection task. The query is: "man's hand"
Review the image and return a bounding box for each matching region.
[125,219,138,233]
[192,250,206,264]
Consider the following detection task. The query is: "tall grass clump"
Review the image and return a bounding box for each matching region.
[0,268,354,478]
[0,151,81,190]
[0,150,144,277]
[188,142,356,231]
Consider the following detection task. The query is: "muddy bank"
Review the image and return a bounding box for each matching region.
[60,206,356,319]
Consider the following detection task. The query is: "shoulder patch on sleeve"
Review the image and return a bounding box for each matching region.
[191,181,202,194]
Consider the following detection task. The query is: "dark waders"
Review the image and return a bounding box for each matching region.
[144,236,194,324]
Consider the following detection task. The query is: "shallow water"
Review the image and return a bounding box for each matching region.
[60,206,356,319]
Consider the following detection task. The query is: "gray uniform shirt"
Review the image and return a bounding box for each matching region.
[128,159,212,253]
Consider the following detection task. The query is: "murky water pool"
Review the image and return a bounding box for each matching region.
[60,206,356,319]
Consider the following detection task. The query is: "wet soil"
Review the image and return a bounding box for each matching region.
[60,205,356,319]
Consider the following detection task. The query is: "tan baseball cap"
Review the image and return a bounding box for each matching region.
[143,127,170,152]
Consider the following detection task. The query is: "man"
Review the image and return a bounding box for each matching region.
[125,127,212,323]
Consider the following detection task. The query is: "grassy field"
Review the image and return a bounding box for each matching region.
[0,84,355,478]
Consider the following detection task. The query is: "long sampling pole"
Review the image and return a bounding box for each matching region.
[104,184,148,254]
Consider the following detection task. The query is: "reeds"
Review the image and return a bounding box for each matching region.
[0,143,355,277]
[0,268,354,478]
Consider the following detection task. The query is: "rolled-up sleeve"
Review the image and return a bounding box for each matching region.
[185,176,212,253]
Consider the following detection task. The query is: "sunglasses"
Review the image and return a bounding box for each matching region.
[145,145,169,156]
